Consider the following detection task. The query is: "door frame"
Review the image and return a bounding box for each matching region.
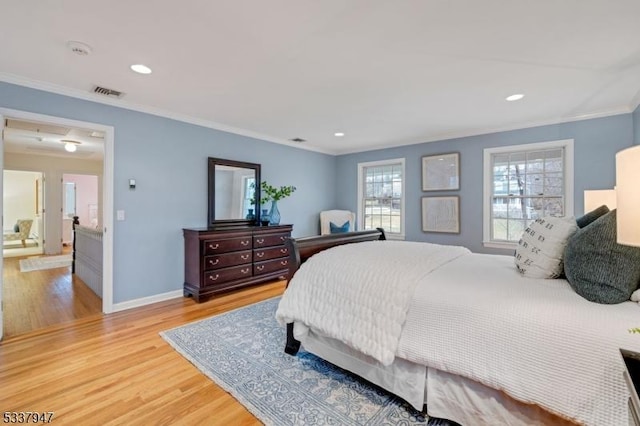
[0,108,115,341]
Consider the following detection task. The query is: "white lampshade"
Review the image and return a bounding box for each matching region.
[584,189,616,213]
[616,146,640,247]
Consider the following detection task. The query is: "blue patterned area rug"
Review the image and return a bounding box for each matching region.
[160,297,453,426]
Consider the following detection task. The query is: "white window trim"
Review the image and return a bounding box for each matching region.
[357,158,405,240]
[482,139,574,249]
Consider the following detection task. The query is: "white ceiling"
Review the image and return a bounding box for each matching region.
[1,1,639,155]
[3,118,105,160]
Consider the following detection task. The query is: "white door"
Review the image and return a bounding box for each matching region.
[36,174,45,250]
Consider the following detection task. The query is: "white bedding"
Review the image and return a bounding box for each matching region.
[278,240,640,425]
[276,240,470,365]
[397,253,640,426]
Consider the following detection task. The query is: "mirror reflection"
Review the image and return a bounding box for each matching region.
[214,165,257,220]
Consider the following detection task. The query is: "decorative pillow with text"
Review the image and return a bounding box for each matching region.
[514,216,578,279]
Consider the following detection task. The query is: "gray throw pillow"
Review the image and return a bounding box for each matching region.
[13,222,20,232]
[576,204,609,228]
[564,210,640,304]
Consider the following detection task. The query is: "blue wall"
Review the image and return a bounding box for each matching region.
[336,114,635,255]
[2,80,636,303]
[0,82,336,303]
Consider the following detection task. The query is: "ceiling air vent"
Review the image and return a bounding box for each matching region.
[289,138,306,143]
[93,85,125,99]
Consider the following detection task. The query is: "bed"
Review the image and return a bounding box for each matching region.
[275,228,640,426]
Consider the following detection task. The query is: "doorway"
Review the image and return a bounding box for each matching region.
[2,170,44,258]
[0,109,114,340]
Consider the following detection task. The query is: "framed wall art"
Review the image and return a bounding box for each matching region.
[422,196,460,233]
[422,152,460,191]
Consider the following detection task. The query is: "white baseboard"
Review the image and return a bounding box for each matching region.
[111,289,183,313]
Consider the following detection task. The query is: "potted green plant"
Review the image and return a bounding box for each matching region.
[260,181,296,225]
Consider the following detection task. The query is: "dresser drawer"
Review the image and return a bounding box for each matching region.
[204,250,252,270]
[254,257,290,276]
[254,232,289,248]
[204,264,252,286]
[254,245,289,261]
[203,236,252,254]
[184,225,292,303]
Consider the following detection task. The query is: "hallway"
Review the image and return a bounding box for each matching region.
[2,248,101,338]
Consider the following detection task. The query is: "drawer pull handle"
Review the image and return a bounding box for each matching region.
[256,252,265,258]
[280,248,288,254]
[209,274,220,281]
[280,260,288,266]
[241,240,249,246]
[257,265,265,271]
[256,238,265,244]
[209,259,220,266]
[208,243,219,250]
[241,254,250,260]
[280,236,285,241]
[241,268,250,274]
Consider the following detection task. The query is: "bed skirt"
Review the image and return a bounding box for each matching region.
[296,324,576,426]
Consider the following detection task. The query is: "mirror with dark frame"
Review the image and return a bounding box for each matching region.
[208,157,261,227]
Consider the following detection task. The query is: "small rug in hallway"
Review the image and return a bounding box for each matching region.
[19,254,72,272]
[160,297,453,426]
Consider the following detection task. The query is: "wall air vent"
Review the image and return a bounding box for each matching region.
[93,86,125,98]
[289,138,306,143]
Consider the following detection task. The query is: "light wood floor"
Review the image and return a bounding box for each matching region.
[0,280,286,425]
[2,250,102,338]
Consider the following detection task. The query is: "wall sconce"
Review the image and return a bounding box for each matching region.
[616,145,640,247]
[584,189,616,213]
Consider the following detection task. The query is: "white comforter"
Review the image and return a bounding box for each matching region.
[275,240,470,365]
[397,253,640,426]
[277,240,640,425]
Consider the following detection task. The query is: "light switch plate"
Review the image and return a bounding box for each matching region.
[117,210,125,221]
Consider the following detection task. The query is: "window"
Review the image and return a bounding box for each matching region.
[357,158,405,239]
[242,176,256,216]
[483,139,574,249]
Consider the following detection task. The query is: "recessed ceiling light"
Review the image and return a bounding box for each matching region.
[61,140,81,152]
[506,94,524,101]
[334,132,345,137]
[130,64,152,75]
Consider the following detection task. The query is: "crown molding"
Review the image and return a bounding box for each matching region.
[334,106,633,155]
[2,72,634,157]
[0,72,335,155]
[629,88,640,114]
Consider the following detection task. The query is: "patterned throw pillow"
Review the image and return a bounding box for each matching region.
[514,216,578,279]
[564,210,640,304]
[329,221,350,234]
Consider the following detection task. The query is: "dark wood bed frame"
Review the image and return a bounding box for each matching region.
[283,228,386,355]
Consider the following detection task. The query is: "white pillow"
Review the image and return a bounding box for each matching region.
[514,216,578,279]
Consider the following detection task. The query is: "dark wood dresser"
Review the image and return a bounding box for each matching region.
[183,224,293,302]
